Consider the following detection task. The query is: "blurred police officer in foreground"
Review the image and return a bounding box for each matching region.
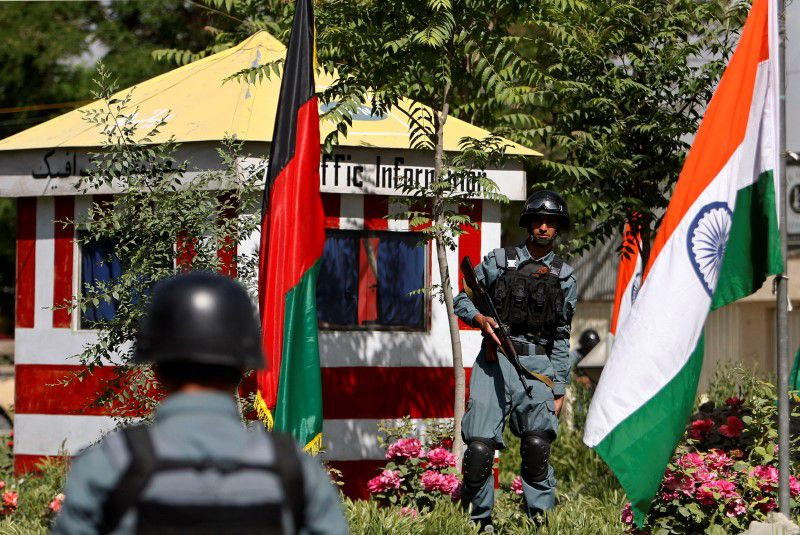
[53,272,347,535]
[454,190,578,531]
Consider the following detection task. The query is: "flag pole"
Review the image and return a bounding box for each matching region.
[776,0,790,516]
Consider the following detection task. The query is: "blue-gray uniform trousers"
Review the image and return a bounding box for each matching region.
[461,342,559,520]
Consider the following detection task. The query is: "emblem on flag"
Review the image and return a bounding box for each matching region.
[687,202,733,296]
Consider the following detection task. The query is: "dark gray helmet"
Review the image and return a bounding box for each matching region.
[134,271,264,369]
[519,190,571,230]
[578,329,600,352]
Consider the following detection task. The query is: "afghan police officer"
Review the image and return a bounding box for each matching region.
[570,328,600,368]
[454,190,577,530]
[53,272,347,535]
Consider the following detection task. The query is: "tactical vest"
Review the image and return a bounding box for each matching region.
[99,425,305,535]
[493,247,566,346]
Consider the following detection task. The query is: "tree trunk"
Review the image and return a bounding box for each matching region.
[435,230,467,470]
[430,79,466,469]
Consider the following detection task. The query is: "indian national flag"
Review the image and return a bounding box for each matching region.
[256,0,324,453]
[584,0,783,524]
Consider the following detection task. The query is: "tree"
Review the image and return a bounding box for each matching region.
[65,67,261,414]
[0,0,224,336]
[181,0,546,467]
[153,0,749,466]
[72,0,750,464]
[487,0,748,262]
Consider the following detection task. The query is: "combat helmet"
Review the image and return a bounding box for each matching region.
[519,190,571,231]
[578,329,600,353]
[134,271,263,369]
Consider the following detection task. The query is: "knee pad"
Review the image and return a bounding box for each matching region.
[520,431,551,484]
[462,438,494,490]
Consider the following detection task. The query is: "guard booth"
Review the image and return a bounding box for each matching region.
[0,31,536,497]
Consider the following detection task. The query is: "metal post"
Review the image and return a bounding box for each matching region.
[776,0,790,517]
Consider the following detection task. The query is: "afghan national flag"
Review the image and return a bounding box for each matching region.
[256,0,324,454]
[584,0,783,524]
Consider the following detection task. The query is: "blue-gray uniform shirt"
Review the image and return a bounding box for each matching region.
[453,246,578,396]
[53,392,348,535]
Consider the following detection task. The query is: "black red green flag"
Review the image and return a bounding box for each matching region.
[256,0,324,453]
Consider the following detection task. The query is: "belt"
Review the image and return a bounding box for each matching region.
[513,341,549,356]
[506,342,555,390]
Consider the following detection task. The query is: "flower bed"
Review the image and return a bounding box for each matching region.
[623,372,800,533]
[367,423,462,515]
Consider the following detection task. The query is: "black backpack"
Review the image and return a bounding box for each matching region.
[99,425,305,535]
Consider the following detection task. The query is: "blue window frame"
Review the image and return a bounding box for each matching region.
[316,230,427,331]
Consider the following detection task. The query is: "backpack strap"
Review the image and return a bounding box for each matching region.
[503,247,518,270]
[549,255,564,278]
[270,432,306,533]
[100,425,157,535]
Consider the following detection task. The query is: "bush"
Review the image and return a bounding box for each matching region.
[0,432,66,533]
[367,419,461,512]
[624,367,800,533]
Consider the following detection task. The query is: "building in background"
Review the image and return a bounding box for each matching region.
[0,31,537,497]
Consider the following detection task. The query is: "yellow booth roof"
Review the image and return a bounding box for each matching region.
[0,31,539,156]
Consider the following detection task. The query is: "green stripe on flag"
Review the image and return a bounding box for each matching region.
[595,338,705,526]
[712,170,783,309]
[273,261,323,451]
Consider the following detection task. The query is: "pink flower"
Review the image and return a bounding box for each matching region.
[621,502,634,525]
[2,491,18,510]
[725,397,744,408]
[791,476,800,497]
[704,450,733,471]
[450,481,462,501]
[511,475,524,495]
[385,438,423,460]
[426,448,456,469]
[399,506,418,518]
[660,490,679,501]
[757,497,777,513]
[367,470,403,494]
[697,479,739,506]
[726,498,746,517]
[49,493,64,514]
[689,419,715,440]
[719,416,744,438]
[750,465,779,491]
[677,452,704,469]
[696,485,717,506]
[692,466,717,484]
[420,470,460,496]
[708,479,738,499]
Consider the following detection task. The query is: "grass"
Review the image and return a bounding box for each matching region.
[0,435,66,534]
[345,389,626,535]
[0,381,625,533]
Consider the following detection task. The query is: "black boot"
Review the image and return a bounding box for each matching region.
[475,517,495,533]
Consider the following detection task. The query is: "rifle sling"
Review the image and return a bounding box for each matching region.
[497,348,555,390]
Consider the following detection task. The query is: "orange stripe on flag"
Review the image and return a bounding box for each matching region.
[645,0,770,279]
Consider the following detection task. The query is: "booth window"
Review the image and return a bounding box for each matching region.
[79,236,123,328]
[317,230,427,330]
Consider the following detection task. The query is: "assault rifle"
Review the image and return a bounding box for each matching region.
[460,256,555,398]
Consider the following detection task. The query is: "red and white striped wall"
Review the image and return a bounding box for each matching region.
[13,193,502,498]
